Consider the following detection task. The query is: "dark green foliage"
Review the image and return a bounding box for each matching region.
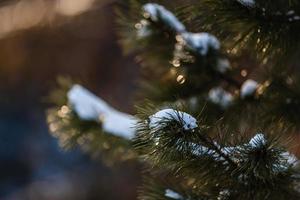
[134,108,300,199]
[117,0,240,106]
[182,0,300,66]
[117,0,300,130]
[47,1,300,199]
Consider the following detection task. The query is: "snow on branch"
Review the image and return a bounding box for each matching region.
[139,3,221,56]
[237,0,255,8]
[67,85,138,139]
[165,189,183,199]
[149,109,198,131]
[143,3,186,32]
[147,109,298,170]
[67,86,298,172]
[217,58,231,73]
[182,32,220,55]
[208,87,234,108]
[240,79,258,98]
[194,133,298,171]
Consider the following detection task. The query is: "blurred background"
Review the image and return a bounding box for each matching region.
[0,0,141,199]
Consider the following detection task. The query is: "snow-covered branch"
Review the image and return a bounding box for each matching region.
[141,3,221,56]
[67,85,298,171]
[67,84,138,139]
[147,109,298,170]
[237,0,255,8]
[193,133,298,170]
[165,189,183,199]
[143,3,185,33]
[149,109,198,131]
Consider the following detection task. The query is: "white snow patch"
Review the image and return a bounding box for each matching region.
[281,152,299,167]
[293,16,300,21]
[272,151,299,172]
[68,85,137,139]
[286,10,295,16]
[149,109,197,131]
[248,133,266,147]
[192,133,298,170]
[142,4,221,56]
[182,32,220,55]
[240,79,258,98]
[143,3,185,32]
[218,189,230,199]
[217,58,231,73]
[208,87,234,108]
[247,134,298,169]
[165,189,182,199]
[237,0,255,8]
[193,143,218,158]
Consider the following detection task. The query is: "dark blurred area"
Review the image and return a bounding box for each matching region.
[0,0,140,199]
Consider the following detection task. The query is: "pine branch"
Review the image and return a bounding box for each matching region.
[46,2,300,199]
[117,2,241,103]
[196,133,237,167]
[181,0,300,65]
[47,81,300,198]
[67,85,138,139]
[134,108,300,199]
[46,82,138,165]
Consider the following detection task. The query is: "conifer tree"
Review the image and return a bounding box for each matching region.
[47,1,300,199]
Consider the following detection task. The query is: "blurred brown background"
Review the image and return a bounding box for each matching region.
[0,0,140,199]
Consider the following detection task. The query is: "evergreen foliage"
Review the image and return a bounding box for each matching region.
[47,1,300,199]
